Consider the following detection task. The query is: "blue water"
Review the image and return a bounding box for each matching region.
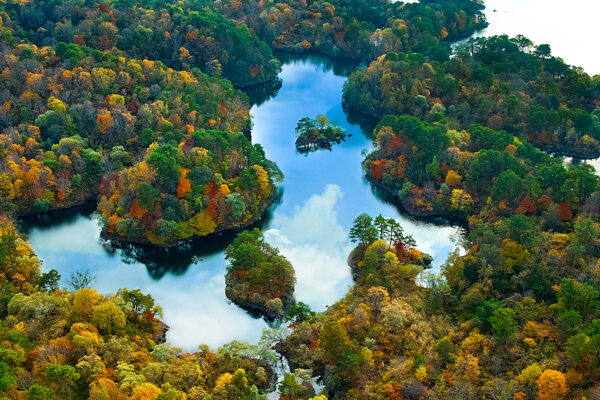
[22,54,461,351]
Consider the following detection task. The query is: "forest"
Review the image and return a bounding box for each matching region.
[1,0,600,399]
[344,36,600,157]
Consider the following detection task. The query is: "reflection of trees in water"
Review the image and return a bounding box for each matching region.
[19,201,97,233]
[245,77,283,108]
[110,232,235,279]
[275,51,362,77]
[245,52,363,109]
[343,105,379,137]
[21,191,281,281]
[108,193,280,280]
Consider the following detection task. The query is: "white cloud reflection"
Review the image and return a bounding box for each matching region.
[265,184,354,311]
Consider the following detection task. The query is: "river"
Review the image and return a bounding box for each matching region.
[20,53,461,351]
[20,0,599,353]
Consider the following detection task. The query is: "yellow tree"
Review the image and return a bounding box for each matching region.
[537,369,568,400]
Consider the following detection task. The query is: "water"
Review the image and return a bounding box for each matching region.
[21,53,461,351]
[22,0,600,351]
[470,0,600,76]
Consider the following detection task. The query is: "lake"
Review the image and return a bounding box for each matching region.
[472,0,600,76]
[21,53,462,351]
[24,0,597,352]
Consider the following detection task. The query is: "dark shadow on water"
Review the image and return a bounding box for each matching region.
[109,196,279,280]
[244,52,362,108]
[344,105,380,138]
[274,51,362,78]
[19,201,98,233]
[20,190,283,281]
[245,77,283,108]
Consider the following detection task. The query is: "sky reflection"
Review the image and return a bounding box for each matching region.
[24,55,461,351]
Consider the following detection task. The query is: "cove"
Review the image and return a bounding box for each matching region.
[466,0,600,76]
[20,53,462,352]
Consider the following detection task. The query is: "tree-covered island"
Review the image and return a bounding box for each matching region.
[295,115,348,153]
[225,229,296,321]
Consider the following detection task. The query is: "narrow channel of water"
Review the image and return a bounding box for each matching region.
[21,53,462,351]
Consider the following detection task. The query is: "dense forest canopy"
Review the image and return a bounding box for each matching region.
[217,0,487,59]
[344,35,600,156]
[1,0,600,399]
[2,0,281,86]
[225,228,296,320]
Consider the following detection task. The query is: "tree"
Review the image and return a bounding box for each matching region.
[349,214,378,245]
[38,269,61,292]
[386,218,404,243]
[138,183,159,210]
[147,145,181,189]
[117,288,155,315]
[27,385,56,400]
[89,378,127,400]
[226,193,246,220]
[92,302,126,335]
[445,170,462,188]
[278,371,311,399]
[374,214,387,239]
[0,361,15,391]
[285,302,315,322]
[489,307,517,341]
[45,364,80,396]
[537,369,568,400]
[492,170,525,207]
[68,269,96,290]
[404,235,417,251]
[426,156,441,180]
[315,114,330,129]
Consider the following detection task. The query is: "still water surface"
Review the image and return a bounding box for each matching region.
[21,54,461,351]
[22,0,600,351]
[471,0,600,76]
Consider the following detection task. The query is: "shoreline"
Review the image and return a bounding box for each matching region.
[365,172,470,231]
[99,190,281,248]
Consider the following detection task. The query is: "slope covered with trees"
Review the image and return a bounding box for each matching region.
[0,40,252,217]
[2,0,281,86]
[363,114,599,220]
[0,215,278,399]
[225,229,296,321]
[96,130,282,245]
[217,0,487,60]
[344,35,600,156]
[279,211,600,399]
[0,7,283,245]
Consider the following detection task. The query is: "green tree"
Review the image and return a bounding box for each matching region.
[38,269,61,292]
[492,170,525,207]
[349,214,378,245]
[45,364,80,396]
[374,214,387,239]
[489,307,518,342]
[27,385,56,400]
[0,361,16,391]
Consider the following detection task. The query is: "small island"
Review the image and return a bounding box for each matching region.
[295,115,348,153]
[225,228,296,321]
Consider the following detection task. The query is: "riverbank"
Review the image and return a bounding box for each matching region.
[23,53,462,352]
[100,190,282,248]
[366,174,470,230]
